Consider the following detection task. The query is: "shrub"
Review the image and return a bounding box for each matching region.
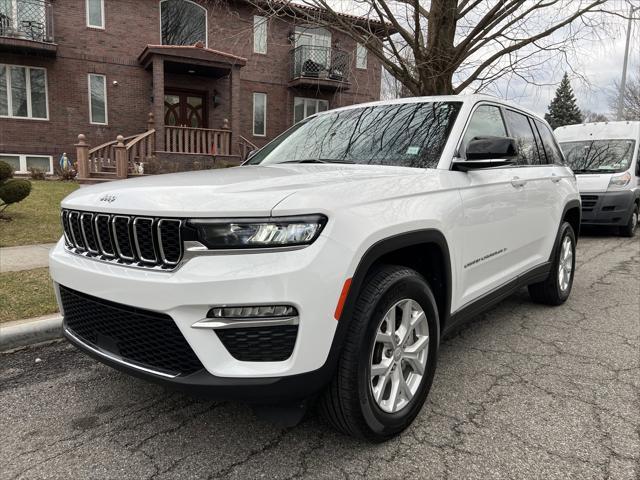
[55,165,77,181]
[0,179,32,214]
[0,160,14,181]
[29,167,47,180]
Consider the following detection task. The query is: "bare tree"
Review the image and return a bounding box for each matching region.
[609,66,640,120]
[582,110,609,122]
[251,0,627,96]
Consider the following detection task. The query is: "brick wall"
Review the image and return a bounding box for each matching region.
[0,0,382,163]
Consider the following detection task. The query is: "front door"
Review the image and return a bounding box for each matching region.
[164,90,207,128]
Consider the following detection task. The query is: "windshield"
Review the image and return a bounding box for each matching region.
[559,139,636,173]
[246,102,462,169]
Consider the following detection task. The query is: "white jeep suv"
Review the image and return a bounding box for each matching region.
[51,95,580,441]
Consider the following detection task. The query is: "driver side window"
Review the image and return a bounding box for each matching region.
[461,105,507,157]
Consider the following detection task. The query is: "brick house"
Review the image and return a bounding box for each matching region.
[0,0,386,180]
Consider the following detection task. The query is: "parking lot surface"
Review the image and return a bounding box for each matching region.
[1,233,638,480]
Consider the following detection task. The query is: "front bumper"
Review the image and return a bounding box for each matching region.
[580,190,636,226]
[50,235,354,400]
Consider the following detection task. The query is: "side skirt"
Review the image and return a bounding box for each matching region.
[443,262,551,337]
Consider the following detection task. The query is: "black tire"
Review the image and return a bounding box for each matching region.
[619,202,638,237]
[528,221,576,305]
[319,265,439,442]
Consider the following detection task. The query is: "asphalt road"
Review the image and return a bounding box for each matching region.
[1,233,638,480]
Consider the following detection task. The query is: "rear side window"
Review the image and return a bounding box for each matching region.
[504,110,544,165]
[534,120,565,165]
[461,105,507,155]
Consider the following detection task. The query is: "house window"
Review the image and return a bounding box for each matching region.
[86,0,104,28]
[253,92,266,137]
[253,15,267,54]
[0,154,53,174]
[0,64,48,119]
[293,97,328,124]
[356,43,367,69]
[160,0,207,46]
[88,73,107,124]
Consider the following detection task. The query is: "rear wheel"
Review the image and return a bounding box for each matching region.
[528,221,576,305]
[620,202,638,237]
[320,265,439,442]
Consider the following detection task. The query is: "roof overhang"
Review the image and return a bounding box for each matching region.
[138,45,247,74]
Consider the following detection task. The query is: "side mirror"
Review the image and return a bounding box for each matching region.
[452,136,518,172]
[245,149,257,161]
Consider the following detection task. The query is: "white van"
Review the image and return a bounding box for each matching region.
[555,121,639,236]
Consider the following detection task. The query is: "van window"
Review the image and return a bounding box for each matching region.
[504,110,544,165]
[534,120,564,165]
[559,139,636,173]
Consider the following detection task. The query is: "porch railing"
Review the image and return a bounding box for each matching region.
[164,126,231,156]
[290,45,350,82]
[0,0,54,43]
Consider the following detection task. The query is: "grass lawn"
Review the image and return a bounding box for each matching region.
[0,180,79,247]
[0,267,58,323]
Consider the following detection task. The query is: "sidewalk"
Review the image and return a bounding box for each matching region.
[0,243,56,273]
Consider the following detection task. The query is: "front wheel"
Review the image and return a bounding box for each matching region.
[320,265,439,441]
[620,202,638,237]
[528,221,576,305]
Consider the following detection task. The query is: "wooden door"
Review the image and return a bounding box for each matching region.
[164,90,207,128]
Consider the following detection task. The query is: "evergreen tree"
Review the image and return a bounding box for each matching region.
[545,73,583,129]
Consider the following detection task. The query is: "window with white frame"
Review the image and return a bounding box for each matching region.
[0,64,48,119]
[253,15,267,54]
[160,0,207,46]
[0,154,53,174]
[293,97,328,124]
[86,0,105,28]
[253,92,266,136]
[356,43,367,69]
[88,73,107,124]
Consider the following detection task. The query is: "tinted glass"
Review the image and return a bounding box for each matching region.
[248,102,462,169]
[560,140,636,173]
[504,110,544,165]
[534,120,564,165]
[161,0,206,46]
[462,105,506,154]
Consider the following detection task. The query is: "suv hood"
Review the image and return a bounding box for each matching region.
[62,164,422,217]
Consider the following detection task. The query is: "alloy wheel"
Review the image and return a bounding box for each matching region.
[558,236,573,292]
[369,299,429,413]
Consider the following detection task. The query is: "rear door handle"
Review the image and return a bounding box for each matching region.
[511,176,526,188]
[551,173,561,183]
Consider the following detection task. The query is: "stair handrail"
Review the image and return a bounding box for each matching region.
[237,135,258,161]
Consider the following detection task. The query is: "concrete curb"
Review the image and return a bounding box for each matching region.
[0,314,63,352]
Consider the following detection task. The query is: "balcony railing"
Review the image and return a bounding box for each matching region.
[0,0,54,43]
[290,45,350,83]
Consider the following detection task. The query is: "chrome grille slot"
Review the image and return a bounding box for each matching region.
[158,219,183,265]
[60,209,184,270]
[80,213,99,254]
[95,214,116,257]
[112,216,135,261]
[133,217,157,263]
[68,211,85,250]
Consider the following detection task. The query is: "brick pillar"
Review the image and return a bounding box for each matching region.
[230,65,241,156]
[75,134,89,179]
[152,57,165,153]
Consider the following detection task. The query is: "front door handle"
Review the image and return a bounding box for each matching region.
[551,173,561,183]
[511,176,526,188]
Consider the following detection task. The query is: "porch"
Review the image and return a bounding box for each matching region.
[76,44,257,183]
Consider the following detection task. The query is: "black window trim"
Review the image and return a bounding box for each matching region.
[503,107,547,166]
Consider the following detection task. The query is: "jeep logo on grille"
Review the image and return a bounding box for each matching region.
[99,194,117,203]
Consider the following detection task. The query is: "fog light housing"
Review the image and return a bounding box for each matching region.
[207,305,298,319]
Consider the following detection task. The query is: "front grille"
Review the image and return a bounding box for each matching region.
[61,209,183,269]
[581,194,599,212]
[216,325,298,362]
[60,286,204,376]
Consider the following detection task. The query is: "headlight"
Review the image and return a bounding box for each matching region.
[608,172,631,190]
[188,215,327,249]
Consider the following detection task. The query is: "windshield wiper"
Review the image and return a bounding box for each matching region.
[573,168,617,174]
[280,159,355,164]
